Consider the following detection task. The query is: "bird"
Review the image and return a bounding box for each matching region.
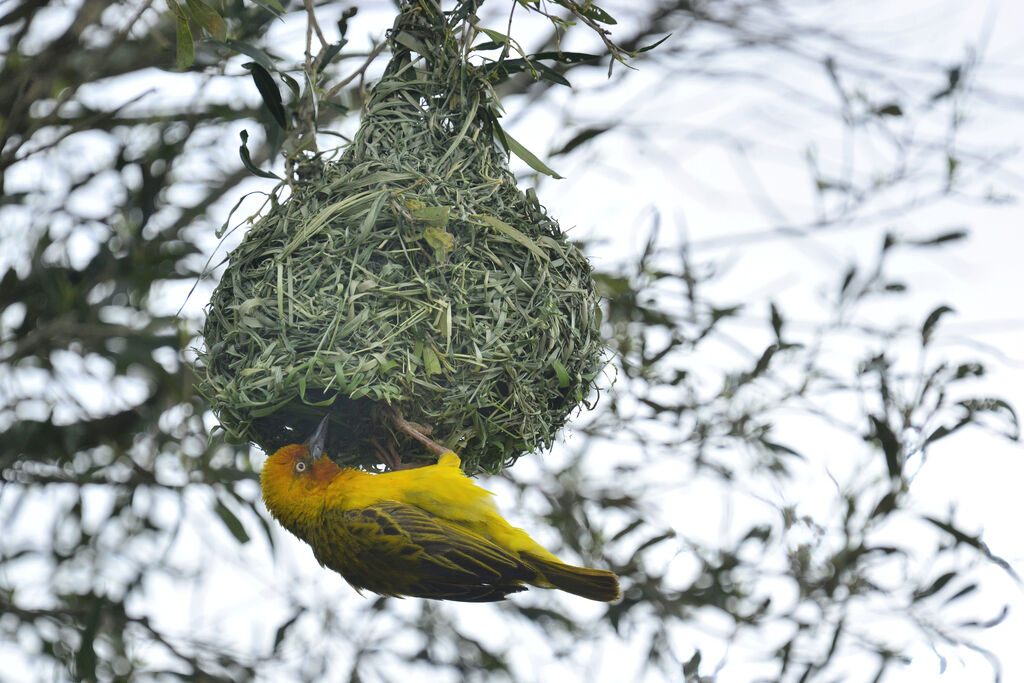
[260,412,621,602]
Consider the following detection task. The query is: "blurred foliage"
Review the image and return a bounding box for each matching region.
[1,1,1020,681]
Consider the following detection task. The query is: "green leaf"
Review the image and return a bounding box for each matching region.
[393,30,431,56]
[874,103,903,117]
[222,39,277,72]
[279,72,301,100]
[338,7,358,38]
[635,34,671,54]
[957,397,1021,440]
[683,651,702,677]
[215,498,250,544]
[317,39,348,74]
[494,126,563,179]
[759,439,803,459]
[175,15,195,70]
[577,3,617,24]
[273,611,302,652]
[244,62,288,129]
[611,519,644,542]
[185,0,226,41]
[958,605,1010,630]
[424,226,455,259]
[913,571,956,601]
[909,229,968,247]
[868,491,899,519]
[238,130,280,179]
[489,58,571,86]
[250,399,290,417]
[405,199,452,227]
[751,343,777,378]
[869,415,902,480]
[921,305,954,345]
[839,265,856,295]
[923,422,963,446]
[770,302,784,339]
[922,515,1019,580]
[943,583,978,604]
[552,126,610,156]
[478,27,515,50]
[422,345,442,376]
[251,0,286,15]
[552,360,570,388]
[531,51,602,64]
[472,41,505,52]
[473,214,548,261]
[74,598,101,682]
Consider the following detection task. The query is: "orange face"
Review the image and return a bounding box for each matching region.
[261,443,340,494]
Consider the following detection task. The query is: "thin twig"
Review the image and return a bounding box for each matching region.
[303,0,328,56]
[324,41,388,100]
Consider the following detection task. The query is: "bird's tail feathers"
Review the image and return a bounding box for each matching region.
[527,555,621,602]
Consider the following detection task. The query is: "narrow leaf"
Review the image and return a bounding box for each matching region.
[913,571,956,600]
[495,126,563,179]
[874,103,903,117]
[635,34,671,54]
[909,230,969,247]
[770,302,784,339]
[422,345,442,376]
[552,126,610,156]
[244,62,288,129]
[552,360,570,388]
[215,499,250,544]
[423,226,455,258]
[251,0,286,14]
[273,612,302,652]
[238,130,281,179]
[393,30,431,56]
[531,50,602,64]
[577,3,617,24]
[175,16,195,70]
[921,305,955,345]
[869,415,902,480]
[473,214,548,261]
[839,265,856,295]
[405,199,452,227]
[318,39,348,74]
[942,583,978,604]
[185,0,226,41]
[223,39,276,72]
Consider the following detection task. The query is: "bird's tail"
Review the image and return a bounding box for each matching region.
[528,555,621,602]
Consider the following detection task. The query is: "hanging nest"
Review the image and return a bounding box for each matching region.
[198,2,604,473]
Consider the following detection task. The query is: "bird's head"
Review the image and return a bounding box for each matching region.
[260,417,341,526]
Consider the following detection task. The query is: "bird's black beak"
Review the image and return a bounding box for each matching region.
[307,415,329,461]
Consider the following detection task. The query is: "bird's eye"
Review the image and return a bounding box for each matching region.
[294,460,307,473]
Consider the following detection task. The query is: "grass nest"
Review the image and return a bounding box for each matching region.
[197,2,604,473]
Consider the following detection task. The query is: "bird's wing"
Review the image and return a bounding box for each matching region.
[328,501,537,602]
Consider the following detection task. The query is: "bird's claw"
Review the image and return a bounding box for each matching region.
[380,404,449,456]
[370,436,419,471]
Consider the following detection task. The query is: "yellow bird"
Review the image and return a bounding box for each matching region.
[260,414,621,602]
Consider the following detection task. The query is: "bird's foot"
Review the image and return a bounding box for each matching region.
[370,437,418,471]
[380,405,450,456]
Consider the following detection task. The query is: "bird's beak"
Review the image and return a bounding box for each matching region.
[307,415,329,460]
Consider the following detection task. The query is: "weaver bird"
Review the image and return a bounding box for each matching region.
[260,413,621,602]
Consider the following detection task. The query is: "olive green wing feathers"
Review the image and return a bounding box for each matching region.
[322,501,539,602]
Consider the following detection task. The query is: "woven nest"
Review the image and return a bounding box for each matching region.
[198,2,604,473]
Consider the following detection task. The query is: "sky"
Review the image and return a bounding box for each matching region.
[530,2,1024,679]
